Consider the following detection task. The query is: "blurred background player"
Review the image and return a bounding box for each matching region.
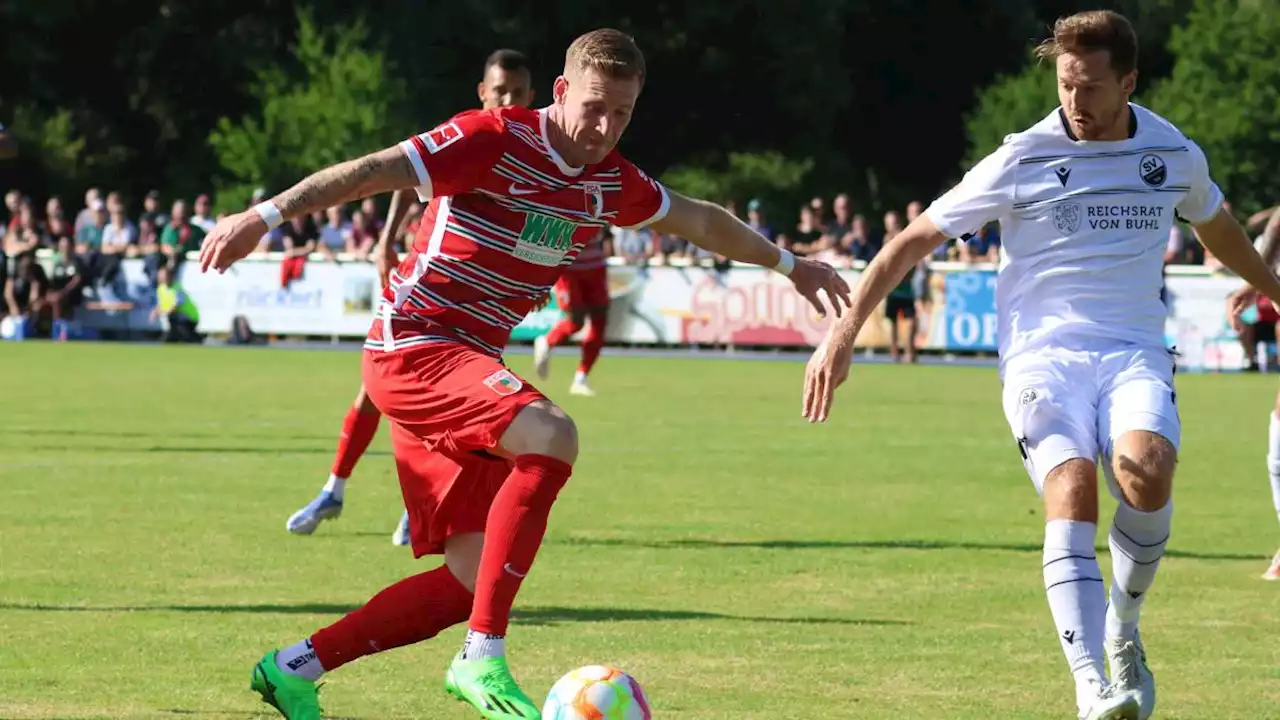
[533,224,611,395]
[286,49,536,545]
[1230,198,1280,579]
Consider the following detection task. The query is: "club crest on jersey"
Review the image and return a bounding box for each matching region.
[1018,388,1038,407]
[424,122,464,154]
[1139,154,1167,187]
[1052,202,1081,235]
[483,369,524,397]
[582,182,604,219]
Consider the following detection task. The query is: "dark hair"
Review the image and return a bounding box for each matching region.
[485,49,530,74]
[1035,10,1138,76]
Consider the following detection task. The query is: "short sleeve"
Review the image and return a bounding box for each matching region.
[613,159,670,229]
[399,111,504,202]
[924,144,1017,239]
[1176,143,1224,225]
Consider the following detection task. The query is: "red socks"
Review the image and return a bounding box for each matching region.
[331,405,382,479]
[310,565,473,671]
[468,454,573,635]
[578,312,607,374]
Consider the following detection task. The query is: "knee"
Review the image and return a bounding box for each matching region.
[1042,458,1099,522]
[1111,431,1176,511]
[499,401,578,464]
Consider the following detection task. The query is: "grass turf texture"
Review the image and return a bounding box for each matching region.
[1,343,1278,719]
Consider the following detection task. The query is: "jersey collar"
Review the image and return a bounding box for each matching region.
[538,107,585,177]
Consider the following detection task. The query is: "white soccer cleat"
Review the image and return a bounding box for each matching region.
[569,379,596,397]
[1077,679,1140,720]
[1106,631,1155,719]
[392,510,411,546]
[533,335,551,380]
[1262,550,1280,580]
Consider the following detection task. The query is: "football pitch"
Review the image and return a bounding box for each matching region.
[2,342,1278,719]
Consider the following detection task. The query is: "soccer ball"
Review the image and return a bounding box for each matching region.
[542,665,652,719]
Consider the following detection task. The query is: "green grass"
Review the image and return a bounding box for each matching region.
[1,342,1278,719]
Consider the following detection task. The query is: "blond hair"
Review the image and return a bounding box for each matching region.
[1035,10,1138,76]
[565,28,646,86]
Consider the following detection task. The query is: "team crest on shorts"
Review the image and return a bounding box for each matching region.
[1052,203,1081,235]
[1018,388,1038,407]
[483,369,524,397]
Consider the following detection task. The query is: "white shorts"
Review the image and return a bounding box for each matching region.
[1001,345,1180,498]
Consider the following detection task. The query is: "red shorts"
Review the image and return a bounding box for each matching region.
[391,423,511,557]
[280,256,306,288]
[1259,295,1279,324]
[554,267,609,312]
[364,341,546,553]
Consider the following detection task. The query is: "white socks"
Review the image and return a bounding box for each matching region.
[1267,413,1280,521]
[1107,500,1172,640]
[276,639,325,681]
[573,370,588,386]
[323,474,347,501]
[461,629,506,660]
[1043,519,1107,685]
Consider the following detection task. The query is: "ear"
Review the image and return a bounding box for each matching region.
[1121,69,1137,96]
[553,76,568,104]
[476,81,486,105]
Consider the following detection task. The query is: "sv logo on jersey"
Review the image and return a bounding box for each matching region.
[1139,154,1167,187]
[582,182,604,219]
[515,211,579,266]
[1052,202,1081,235]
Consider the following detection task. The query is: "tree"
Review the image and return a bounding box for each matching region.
[961,58,1058,171]
[1146,0,1280,213]
[661,152,814,214]
[208,9,408,213]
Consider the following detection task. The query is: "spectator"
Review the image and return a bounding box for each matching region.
[825,193,854,250]
[74,188,102,234]
[790,205,825,256]
[4,251,48,330]
[280,214,318,289]
[46,235,88,341]
[843,214,877,263]
[99,201,137,286]
[4,190,20,229]
[318,206,350,258]
[745,198,773,242]
[809,196,827,227]
[348,210,378,259]
[611,225,653,265]
[399,201,424,252]
[140,190,168,229]
[359,198,385,236]
[5,200,46,260]
[152,263,202,343]
[160,199,206,270]
[45,196,65,226]
[192,194,216,233]
[883,209,918,364]
[75,200,107,256]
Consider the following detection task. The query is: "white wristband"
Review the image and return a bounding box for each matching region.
[253,201,284,231]
[773,248,796,276]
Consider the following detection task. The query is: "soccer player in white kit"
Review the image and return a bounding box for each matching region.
[802,10,1280,720]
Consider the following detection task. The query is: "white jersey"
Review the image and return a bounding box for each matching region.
[925,103,1224,370]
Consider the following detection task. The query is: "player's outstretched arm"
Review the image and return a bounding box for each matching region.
[1197,208,1280,304]
[200,146,420,273]
[649,191,852,317]
[802,216,949,423]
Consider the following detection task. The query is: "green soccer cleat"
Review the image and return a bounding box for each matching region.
[445,654,540,719]
[249,650,323,720]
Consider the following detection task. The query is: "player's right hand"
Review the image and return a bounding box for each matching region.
[787,258,852,319]
[1227,285,1258,333]
[374,241,399,290]
[199,211,266,274]
[803,332,853,423]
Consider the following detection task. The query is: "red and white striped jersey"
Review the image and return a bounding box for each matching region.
[367,106,669,356]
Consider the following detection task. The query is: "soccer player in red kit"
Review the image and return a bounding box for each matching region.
[533,224,610,395]
[286,49,537,546]
[200,29,849,720]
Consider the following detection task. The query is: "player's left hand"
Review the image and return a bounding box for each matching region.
[787,258,852,318]
[803,332,853,423]
[199,211,266,274]
[1227,285,1258,333]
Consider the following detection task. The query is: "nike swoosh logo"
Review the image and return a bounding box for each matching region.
[508,184,538,196]
[503,563,528,578]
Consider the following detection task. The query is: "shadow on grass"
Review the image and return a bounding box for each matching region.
[556,536,1268,562]
[0,602,900,626]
